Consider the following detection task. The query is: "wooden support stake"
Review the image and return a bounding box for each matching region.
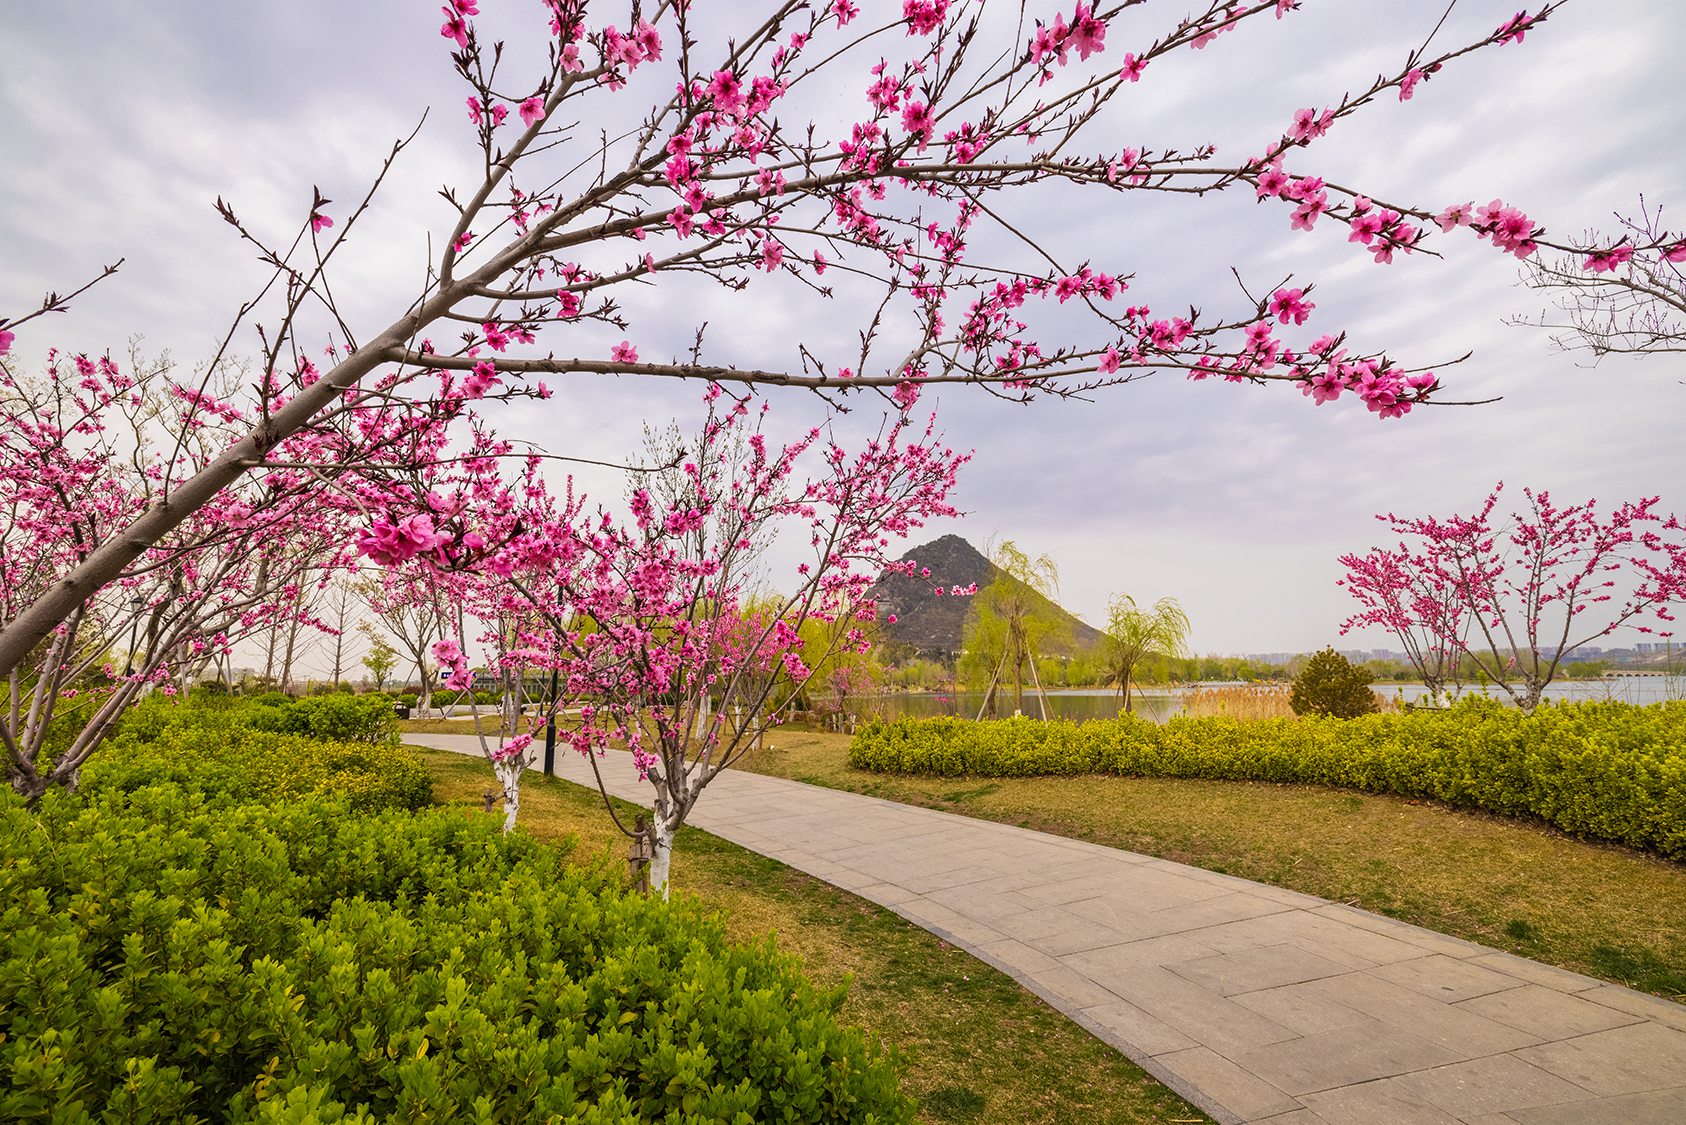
[627,814,654,895]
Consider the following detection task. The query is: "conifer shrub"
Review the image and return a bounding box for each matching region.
[1290,646,1381,718]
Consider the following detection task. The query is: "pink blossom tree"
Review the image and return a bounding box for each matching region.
[1513,199,1686,362]
[374,390,963,890]
[0,348,364,803]
[1341,484,1686,713]
[0,0,1646,763]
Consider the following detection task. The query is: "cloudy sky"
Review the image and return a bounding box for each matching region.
[4,0,1682,674]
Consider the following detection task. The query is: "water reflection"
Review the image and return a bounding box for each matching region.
[854,676,1679,725]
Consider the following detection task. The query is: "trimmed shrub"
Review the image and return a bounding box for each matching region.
[99,698,429,813]
[850,699,1686,858]
[1,780,912,1124]
[1290,647,1380,718]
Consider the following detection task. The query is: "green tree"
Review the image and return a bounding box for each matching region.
[361,638,398,692]
[1100,595,1192,713]
[1289,647,1380,718]
[962,542,1066,718]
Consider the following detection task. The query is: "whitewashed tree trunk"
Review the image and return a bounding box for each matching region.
[494,756,524,833]
[648,818,676,900]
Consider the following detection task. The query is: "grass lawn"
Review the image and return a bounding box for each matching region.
[739,730,1686,1002]
[417,747,1217,1125]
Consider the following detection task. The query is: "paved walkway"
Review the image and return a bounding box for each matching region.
[409,735,1686,1125]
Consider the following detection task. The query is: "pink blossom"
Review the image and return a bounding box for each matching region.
[454,231,474,251]
[1097,345,1121,375]
[1288,106,1333,142]
[867,70,903,113]
[893,379,922,411]
[832,0,859,27]
[668,206,695,240]
[462,360,501,399]
[1290,191,1327,231]
[760,237,785,273]
[1068,5,1107,61]
[1662,243,1686,263]
[1436,202,1475,233]
[1475,198,1538,258]
[359,514,450,566]
[466,96,483,124]
[519,96,545,128]
[1268,287,1314,326]
[0,330,13,356]
[813,251,828,275]
[490,103,508,127]
[1284,175,1324,201]
[904,0,949,36]
[1302,368,1346,405]
[561,42,583,72]
[707,70,746,118]
[632,20,663,63]
[1119,53,1146,82]
[1255,164,1289,199]
[482,322,511,352]
[555,290,581,317]
[612,341,639,363]
[1398,68,1424,101]
[491,733,534,765]
[310,213,333,233]
[1494,11,1530,44]
[1348,211,1386,245]
[440,8,469,48]
[901,101,935,152]
[1583,246,1633,273]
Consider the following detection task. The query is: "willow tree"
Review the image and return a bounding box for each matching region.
[1101,594,1192,713]
[963,542,1066,719]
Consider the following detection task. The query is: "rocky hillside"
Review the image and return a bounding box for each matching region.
[865,534,1102,656]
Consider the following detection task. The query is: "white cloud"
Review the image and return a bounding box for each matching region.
[3,0,1681,675]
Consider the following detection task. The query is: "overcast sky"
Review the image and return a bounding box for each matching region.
[4,0,1682,676]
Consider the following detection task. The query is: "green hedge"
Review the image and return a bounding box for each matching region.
[850,699,1686,858]
[91,725,433,814]
[93,706,431,814]
[2,781,912,1123]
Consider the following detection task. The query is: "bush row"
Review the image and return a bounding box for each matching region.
[850,699,1686,858]
[3,757,911,1122]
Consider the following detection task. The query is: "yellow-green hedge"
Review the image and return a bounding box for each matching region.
[90,721,432,812]
[850,698,1686,857]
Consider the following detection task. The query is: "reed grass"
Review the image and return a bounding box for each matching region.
[1178,682,1400,719]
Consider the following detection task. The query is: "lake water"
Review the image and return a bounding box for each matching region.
[851,675,1681,724]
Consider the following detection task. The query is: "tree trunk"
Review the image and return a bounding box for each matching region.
[494,757,523,833]
[648,820,675,901]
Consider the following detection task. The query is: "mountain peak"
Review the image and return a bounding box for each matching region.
[866,536,1100,656]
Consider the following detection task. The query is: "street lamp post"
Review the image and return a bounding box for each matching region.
[543,664,559,776]
[121,594,145,678]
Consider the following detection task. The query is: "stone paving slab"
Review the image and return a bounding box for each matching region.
[410,735,1686,1124]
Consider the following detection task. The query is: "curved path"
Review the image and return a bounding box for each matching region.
[409,735,1686,1125]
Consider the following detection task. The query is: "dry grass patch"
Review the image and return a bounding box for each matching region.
[416,747,1215,1125]
[1179,682,1400,718]
[748,732,1686,1002]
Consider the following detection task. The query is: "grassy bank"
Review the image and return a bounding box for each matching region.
[417,748,1216,1125]
[738,732,1686,1002]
